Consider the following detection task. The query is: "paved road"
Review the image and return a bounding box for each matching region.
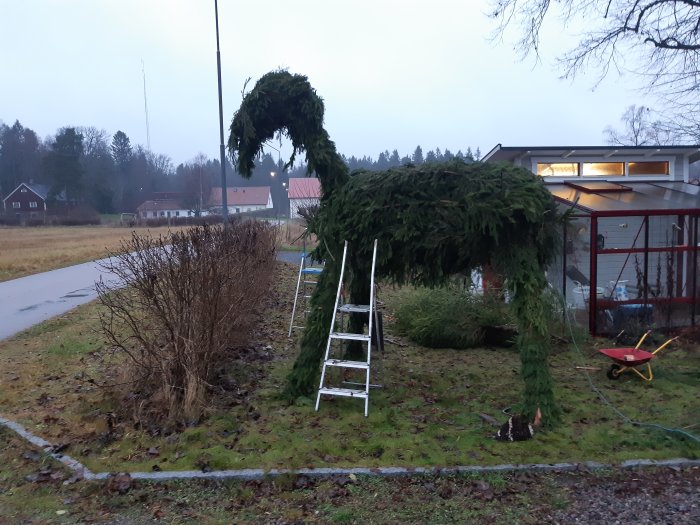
[0,251,301,341]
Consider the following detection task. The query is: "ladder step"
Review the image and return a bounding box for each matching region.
[338,304,371,313]
[325,359,369,369]
[318,387,367,398]
[330,332,371,342]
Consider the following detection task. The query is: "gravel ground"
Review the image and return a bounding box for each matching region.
[547,467,699,524]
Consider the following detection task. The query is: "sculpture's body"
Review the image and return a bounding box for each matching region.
[229,71,564,426]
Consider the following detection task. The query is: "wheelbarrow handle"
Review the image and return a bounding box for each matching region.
[635,330,653,349]
[652,336,679,356]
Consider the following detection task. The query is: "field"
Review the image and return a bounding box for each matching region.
[0,221,310,282]
[0,261,698,522]
[0,225,183,282]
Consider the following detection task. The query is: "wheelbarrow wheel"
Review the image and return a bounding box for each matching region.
[607,364,622,380]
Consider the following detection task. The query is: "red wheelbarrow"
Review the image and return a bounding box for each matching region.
[599,331,678,382]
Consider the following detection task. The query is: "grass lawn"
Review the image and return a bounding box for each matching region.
[0,261,698,522]
[0,261,697,477]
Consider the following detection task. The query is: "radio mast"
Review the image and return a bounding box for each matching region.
[142,59,151,151]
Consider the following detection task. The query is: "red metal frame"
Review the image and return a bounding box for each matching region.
[552,194,700,334]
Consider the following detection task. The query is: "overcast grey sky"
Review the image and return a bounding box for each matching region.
[1,1,651,166]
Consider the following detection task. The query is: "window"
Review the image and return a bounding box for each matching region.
[628,161,669,176]
[537,163,578,176]
[29,201,38,208]
[12,201,20,208]
[582,162,624,176]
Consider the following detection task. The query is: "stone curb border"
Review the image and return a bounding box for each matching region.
[2,414,698,483]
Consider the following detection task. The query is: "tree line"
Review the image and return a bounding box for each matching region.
[0,118,482,215]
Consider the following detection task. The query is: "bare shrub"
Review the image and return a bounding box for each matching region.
[97,221,276,427]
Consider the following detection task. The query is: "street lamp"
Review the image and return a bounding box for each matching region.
[214,0,228,224]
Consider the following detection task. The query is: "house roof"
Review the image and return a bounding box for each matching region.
[2,182,62,203]
[549,181,700,216]
[288,178,321,199]
[136,199,184,212]
[209,186,270,206]
[482,144,700,164]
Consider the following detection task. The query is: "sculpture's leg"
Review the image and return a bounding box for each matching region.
[345,255,370,360]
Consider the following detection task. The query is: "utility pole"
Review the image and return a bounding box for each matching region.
[214,0,228,224]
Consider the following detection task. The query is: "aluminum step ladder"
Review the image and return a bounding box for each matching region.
[315,239,379,417]
[288,252,324,337]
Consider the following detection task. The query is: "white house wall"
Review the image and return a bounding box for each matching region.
[290,198,320,219]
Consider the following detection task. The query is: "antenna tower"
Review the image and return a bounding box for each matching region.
[142,59,151,151]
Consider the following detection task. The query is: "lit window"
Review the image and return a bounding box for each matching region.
[12,201,20,208]
[582,162,624,176]
[628,161,669,176]
[30,201,38,208]
[537,163,578,176]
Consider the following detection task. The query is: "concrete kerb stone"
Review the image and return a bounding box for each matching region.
[0,415,95,480]
[2,413,699,484]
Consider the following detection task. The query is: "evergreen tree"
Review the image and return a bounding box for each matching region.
[0,120,42,194]
[377,151,390,170]
[412,145,424,165]
[389,149,400,166]
[45,127,84,202]
[111,131,133,211]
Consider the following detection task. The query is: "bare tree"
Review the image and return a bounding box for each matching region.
[604,104,674,145]
[491,1,700,134]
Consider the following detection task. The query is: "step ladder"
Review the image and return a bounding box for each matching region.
[288,252,324,337]
[316,239,379,417]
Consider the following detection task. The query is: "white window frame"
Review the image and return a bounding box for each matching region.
[531,156,675,182]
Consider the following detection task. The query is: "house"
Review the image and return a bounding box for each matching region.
[208,186,273,214]
[2,182,63,221]
[482,145,700,334]
[288,177,321,219]
[136,198,191,219]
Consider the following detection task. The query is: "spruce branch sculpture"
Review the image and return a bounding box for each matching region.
[228,70,564,427]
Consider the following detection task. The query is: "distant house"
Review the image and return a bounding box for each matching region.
[136,198,191,219]
[288,178,321,219]
[2,182,63,221]
[208,186,273,214]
